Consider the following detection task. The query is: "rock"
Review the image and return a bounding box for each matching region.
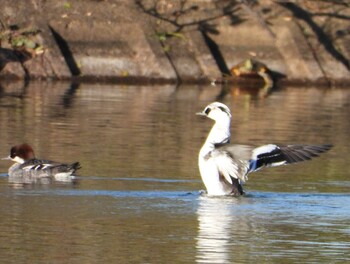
[0,49,26,79]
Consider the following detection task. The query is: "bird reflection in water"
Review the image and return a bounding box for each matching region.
[196,195,261,263]
[216,80,274,102]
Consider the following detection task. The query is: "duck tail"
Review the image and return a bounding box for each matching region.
[69,162,81,173]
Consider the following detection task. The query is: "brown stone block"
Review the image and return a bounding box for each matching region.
[49,20,177,80]
[273,19,324,81]
[165,30,221,81]
[0,49,26,79]
[0,61,26,79]
[29,25,72,79]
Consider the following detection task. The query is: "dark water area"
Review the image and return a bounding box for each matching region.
[0,81,349,263]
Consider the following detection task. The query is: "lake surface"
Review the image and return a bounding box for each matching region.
[0,81,349,263]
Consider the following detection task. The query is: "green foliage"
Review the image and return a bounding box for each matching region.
[154,31,186,54]
[0,26,44,56]
[63,1,72,9]
[155,31,186,42]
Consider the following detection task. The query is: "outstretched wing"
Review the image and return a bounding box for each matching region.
[249,144,333,172]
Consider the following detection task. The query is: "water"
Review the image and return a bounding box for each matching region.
[0,81,349,263]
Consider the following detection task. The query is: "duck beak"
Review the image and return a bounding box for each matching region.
[196,111,206,116]
[1,156,11,161]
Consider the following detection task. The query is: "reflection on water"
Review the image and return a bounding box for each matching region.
[196,193,350,263]
[7,174,77,189]
[0,81,349,263]
[196,196,243,264]
[216,80,274,101]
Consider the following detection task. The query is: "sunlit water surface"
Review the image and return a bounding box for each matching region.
[0,81,349,263]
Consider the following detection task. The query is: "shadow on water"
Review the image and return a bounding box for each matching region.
[0,79,28,105]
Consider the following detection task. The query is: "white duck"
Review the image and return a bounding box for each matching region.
[197,102,332,196]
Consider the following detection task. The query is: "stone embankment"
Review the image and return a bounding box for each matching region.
[0,0,349,85]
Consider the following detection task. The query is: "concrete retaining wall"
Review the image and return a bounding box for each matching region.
[0,0,349,85]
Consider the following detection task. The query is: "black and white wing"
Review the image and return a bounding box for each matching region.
[207,143,331,184]
[249,144,333,172]
[20,159,59,171]
[20,159,81,175]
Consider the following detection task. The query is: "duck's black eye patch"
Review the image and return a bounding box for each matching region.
[10,147,16,158]
[218,106,229,115]
[205,107,211,115]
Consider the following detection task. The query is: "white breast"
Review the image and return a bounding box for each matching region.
[198,156,228,196]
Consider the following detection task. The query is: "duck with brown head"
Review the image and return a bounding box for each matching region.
[3,143,81,183]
